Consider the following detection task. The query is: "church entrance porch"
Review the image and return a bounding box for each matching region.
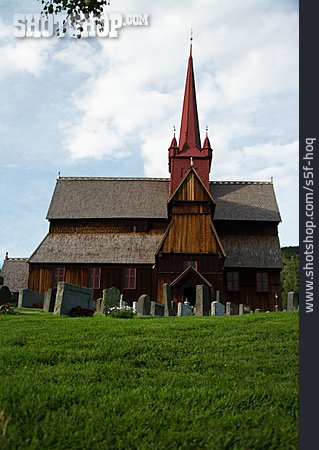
[183,287,196,306]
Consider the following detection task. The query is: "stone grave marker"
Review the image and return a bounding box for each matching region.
[120,295,129,309]
[239,304,251,315]
[293,292,299,311]
[43,289,56,312]
[211,301,225,316]
[255,308,261,313]
[0,286,12,305]
[177,301,192,316]
[102,287,120,313]
[137,295,151,315]
[18,289,43,308]
[95,298,103,313]
[54,282,94,316]
[287,292,294,311]
[195,285,210,316]
[150,301,165,316]
[163,283,173,316]
[132,301,138,313]
[226,302,239,316]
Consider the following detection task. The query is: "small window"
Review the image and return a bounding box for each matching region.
[52,267,65,289]
[183,260,198,270]
[256,272,269,292]
[227,272,239,291]
[88,267,101,289]
[124,268,136,289]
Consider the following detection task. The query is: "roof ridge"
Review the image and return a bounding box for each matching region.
[57,177,272,185]
[58,177,170,181]
[210,181,273,185]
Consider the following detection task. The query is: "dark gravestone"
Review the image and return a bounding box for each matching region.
[150,301,165,316]
[18,289,44,308]
[226,302,239,316]
[195,285,210,316]
[211,301,225,316]
[163,283,173,316]
[43,289,55,312]
[54,282,94,316]
[137,295,151,315]
[0,286,12,305]
[102,287,121,313]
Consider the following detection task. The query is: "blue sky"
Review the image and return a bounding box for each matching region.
[0,0,299,264]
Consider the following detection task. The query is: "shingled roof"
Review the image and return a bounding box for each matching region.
[29,232,163,265]
[222,235,282,269]
[47,177,281,222]
[1,258,29,292]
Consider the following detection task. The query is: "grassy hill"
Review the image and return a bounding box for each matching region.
[0,311,298,449]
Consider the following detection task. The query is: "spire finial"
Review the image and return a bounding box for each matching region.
[206,125,208,137]
[190,29,193,56]
[173,125,176,137]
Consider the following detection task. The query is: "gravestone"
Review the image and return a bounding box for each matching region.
[102,287,121,313]
[163,284,173,316]
[211,301,225,316]
[275,304,279,312]
[95,298,103,313]
[18,289,43,308]
[120,296,129,309]
[43,289,56,312]
[226,302,239,316]
[195,285,210,316]
[150,301,165,316]
[287,292,294,311]
[132,301,138,313]
[239,304,251,315]
[293,292,299,311]
[54,282,94,316]
[177,301,192,316]
[255,308,261,313]
[137,295,151,315]
[0,286,12,305]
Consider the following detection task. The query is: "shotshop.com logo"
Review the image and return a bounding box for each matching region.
[13,13,149,38]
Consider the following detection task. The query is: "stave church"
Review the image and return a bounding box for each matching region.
[28,42,282,311]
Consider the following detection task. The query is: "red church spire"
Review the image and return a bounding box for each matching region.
[178,37,201,151]
[168,37,212,195]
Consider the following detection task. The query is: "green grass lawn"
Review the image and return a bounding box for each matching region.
[0,311,298,449]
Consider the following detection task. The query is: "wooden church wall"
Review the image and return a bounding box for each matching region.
[223,268,281,311]
[28,264,155,304]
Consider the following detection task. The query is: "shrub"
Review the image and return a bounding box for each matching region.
[68,306,95,317]
[0,303,17,315]
[110,308,135,319]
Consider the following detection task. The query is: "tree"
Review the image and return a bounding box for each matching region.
[281,247,299,308]
[38,0,110,36]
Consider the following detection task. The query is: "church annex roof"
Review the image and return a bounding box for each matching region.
[47,177,281,222]
[1,258,29,292]
[29,232,163,265]
[222,235,283,269]
[29,231,281,269]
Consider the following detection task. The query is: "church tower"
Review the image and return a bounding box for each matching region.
[168,40,212,195]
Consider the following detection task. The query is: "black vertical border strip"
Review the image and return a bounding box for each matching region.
[300,1,319,449]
